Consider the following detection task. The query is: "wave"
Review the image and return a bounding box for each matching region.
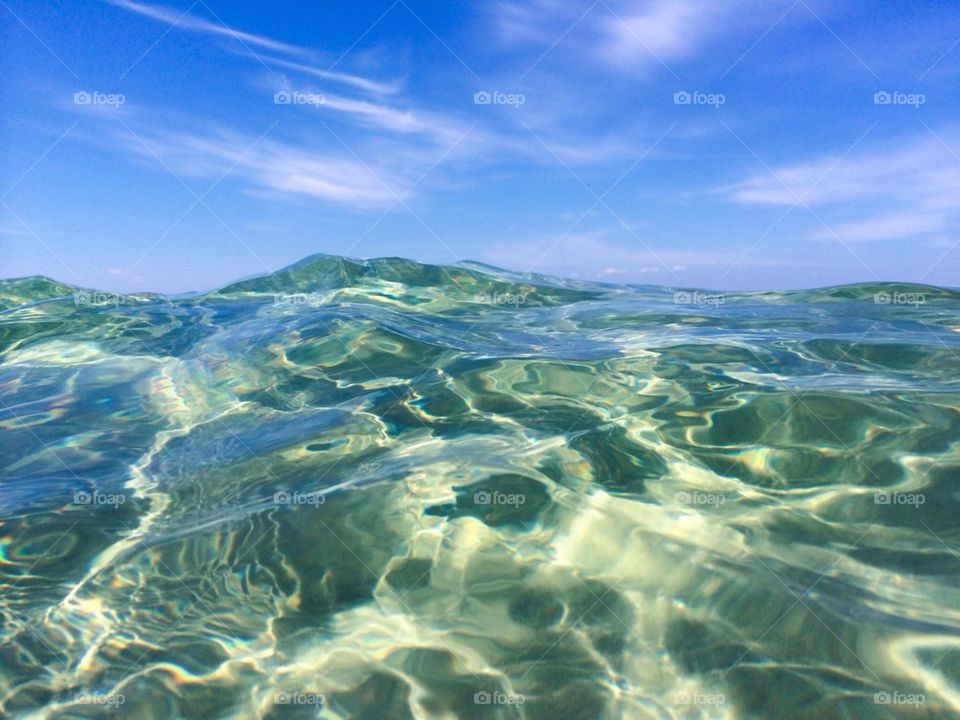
[1,255,959,718]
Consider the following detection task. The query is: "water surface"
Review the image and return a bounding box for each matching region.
[1,255,959,719]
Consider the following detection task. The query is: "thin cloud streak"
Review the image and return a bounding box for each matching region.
[109,0,401,97]
[111,122,404,205]
[496,0,805,72]
[721,131,960,242]
[262,56,403,96]
[107,0,305,55]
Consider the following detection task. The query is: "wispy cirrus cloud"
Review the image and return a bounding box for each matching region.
[721,130,960,241]
[110,121,405,204]
[97,0,488,205]
[598,0,732,67]
[103,0,682,211]
[495,0,806,73]
[824,212,952,243]
[108,0,402,96]
[107,0,305,55]
[261,56,402,96]
[260,81,475,145]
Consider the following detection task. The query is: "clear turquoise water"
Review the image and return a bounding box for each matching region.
[1,255,959,719]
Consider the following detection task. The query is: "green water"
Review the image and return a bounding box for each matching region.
[1,255,959,719]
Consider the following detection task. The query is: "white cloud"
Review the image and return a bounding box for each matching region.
[496,0,571,45]
[112,123,404,205]
[94,2,509,205]
[599,0,723,66]
[722,130,960,241]
[109,0,400,96]
[74,91,509,207]
[822,212,950,242]
[302,91,473,144]
[496,0,801,72]
[262,56,402,96]
[108,0,305,55]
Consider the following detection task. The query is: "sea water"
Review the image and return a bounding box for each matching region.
[1,255,958,719]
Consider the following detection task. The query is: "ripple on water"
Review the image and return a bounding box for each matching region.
[1,260,959,718]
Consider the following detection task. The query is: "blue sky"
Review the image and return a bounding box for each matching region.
[1,0,958,292]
